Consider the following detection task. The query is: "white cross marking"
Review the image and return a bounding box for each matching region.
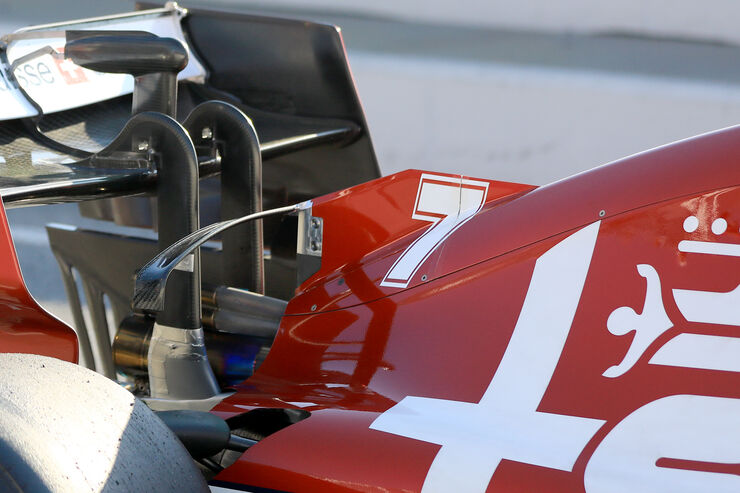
[56,58,79,74]
[371,222,606,492]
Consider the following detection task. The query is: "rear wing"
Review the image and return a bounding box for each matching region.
[0,3,379,209]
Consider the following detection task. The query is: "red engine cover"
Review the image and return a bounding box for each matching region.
[215,126,740,492]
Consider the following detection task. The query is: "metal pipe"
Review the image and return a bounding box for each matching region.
[114,313,272,386]
[202,286,287,322]
[227,435,257,452]
[202,309,280,340]
[184,101,264,293]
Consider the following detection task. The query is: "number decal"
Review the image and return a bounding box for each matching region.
[380,174,489,288]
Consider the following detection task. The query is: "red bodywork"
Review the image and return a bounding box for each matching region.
[0,205,77,362]
[1,124,739,491]
[213,126,740,491]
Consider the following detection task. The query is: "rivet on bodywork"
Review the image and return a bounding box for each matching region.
[311,304,317,311]
[599,210,606,217]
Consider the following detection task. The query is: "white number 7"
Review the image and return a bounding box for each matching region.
[381,174,489,288]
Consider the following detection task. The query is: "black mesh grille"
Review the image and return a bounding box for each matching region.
[37,96,130,152]
[0,96,130,187]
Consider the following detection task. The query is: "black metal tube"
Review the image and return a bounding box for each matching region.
[133,72,179,117]
[202,309,280,339]
[227,435,257,452]
[149,113,202,330]
[184,102,264,293]
[203,286,286,321]
[64,31,187,118]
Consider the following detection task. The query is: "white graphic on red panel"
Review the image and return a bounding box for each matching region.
[603,264,673,378]
[604,213,740,377]
[372,222,605,492]
[672,284,740,326]
[649,333,740,373]
[380,174,489,289]
[584,395,740,493]
[371,218,740,492]
[678,214,740,257]
[674,213,740,326]
[646,213,740,373]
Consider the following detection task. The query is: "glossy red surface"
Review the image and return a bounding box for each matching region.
[288,126,740,315]
[288,170,534,314]
[0,203,77,362]
[214,127,740,491]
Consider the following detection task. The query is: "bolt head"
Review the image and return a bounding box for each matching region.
[137,140,149,151]
[201,127,213,139]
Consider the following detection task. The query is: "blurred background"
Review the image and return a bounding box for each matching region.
[4,0,740,323]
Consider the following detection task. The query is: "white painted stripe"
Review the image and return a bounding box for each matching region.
[673,284,740,327]
[649,333,740,373]
[678,240,740,257]
[210,486,253,493]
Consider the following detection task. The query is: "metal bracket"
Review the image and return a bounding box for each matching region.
[296,204,323,286]
[297,207,323,257]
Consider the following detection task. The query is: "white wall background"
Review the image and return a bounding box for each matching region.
[351,53,740,185]
[234,0,740,184]
[237,0,740,45]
